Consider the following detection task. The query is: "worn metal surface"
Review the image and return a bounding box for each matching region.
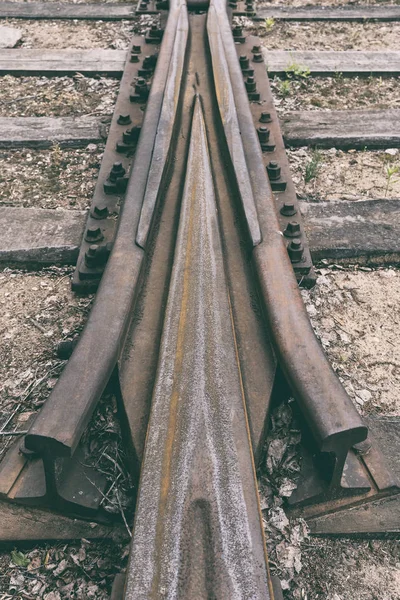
[234,33,315,284]
[136,6,189,248]
[125,95,272,599]
[207,8,261,246]
[117,9,276,483]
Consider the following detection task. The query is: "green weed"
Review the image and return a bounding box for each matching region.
[278,79,291,97]
[385,164,400,197]
[285,61,310,79]
[264,17,275,31]
[305,149,323,183]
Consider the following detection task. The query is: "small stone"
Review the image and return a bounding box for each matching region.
[385,148,398,157]
[0,26,22,49]
[53,559,68,577]
[9,574,25,590]
[316,275,330,287]
[44,592,61,600]
[356,389,372,405]
[379,269,396,278]
[269,506,289,532]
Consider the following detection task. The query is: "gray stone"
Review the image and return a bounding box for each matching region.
[0,26,22,49]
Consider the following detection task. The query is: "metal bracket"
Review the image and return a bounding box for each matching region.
[287,416,400,535]
[72,37,159,293]
[235,34,316,287]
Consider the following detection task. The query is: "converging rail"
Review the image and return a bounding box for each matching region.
[1,0,399,596]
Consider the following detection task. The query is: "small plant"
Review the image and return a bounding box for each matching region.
[385,164,400,197]
[278,79,291,97]
[46,143,64,191]
[285,60,310,79]
[264,17,275,32]
[305,149,323,183]
[50,143,63,168]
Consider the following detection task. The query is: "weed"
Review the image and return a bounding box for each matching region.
[385,164,400,197]
[305,150,323,183]
[278,79,291,97]
[285,60,310,79]
[47,143,64,191]
[264,17,275,31]
[310,97,322,107]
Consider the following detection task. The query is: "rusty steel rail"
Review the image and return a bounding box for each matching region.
[4,0,397,595]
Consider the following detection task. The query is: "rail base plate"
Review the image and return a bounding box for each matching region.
[288,416,400,536]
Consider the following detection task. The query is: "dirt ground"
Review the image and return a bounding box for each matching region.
[0,76,119,117]
[0,146,104,210]
[3,18,133,49]
[7,0,134,4]
[0,269,92,458]
[270,76,400,113]
[258,0,400,7]
[287,147,400,200]
[252,20,400,50]
[2,15,159,50]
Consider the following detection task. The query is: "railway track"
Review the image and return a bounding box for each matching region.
[0,1,400,598]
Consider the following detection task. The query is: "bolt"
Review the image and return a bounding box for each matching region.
[122,126,140,145]
[143,55,154,69]
[149,25,161,38]
[233,26,243,38]
[284,222,301,238]
[260,111,272,123]
[105,163,126,193]
[116,140,129,153]
[85,243,98,258]
[85,244,101,268]
[111,162,125,176]
[253,52,263,63]
[257,126,270,143]
[57,338,78,360]
[130,54,140,63]
[117,114,131,125]
[135,77,148,95]
[288,239,304,263]
[123,129,135,144]
[252,45,261,53]
[92,204,109,219]
[132,45,141,54]
[280,202,297,217]
[267,161,281,180]
[245,76,256,92]
[239,55,250,70]
[85,225,103,243]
